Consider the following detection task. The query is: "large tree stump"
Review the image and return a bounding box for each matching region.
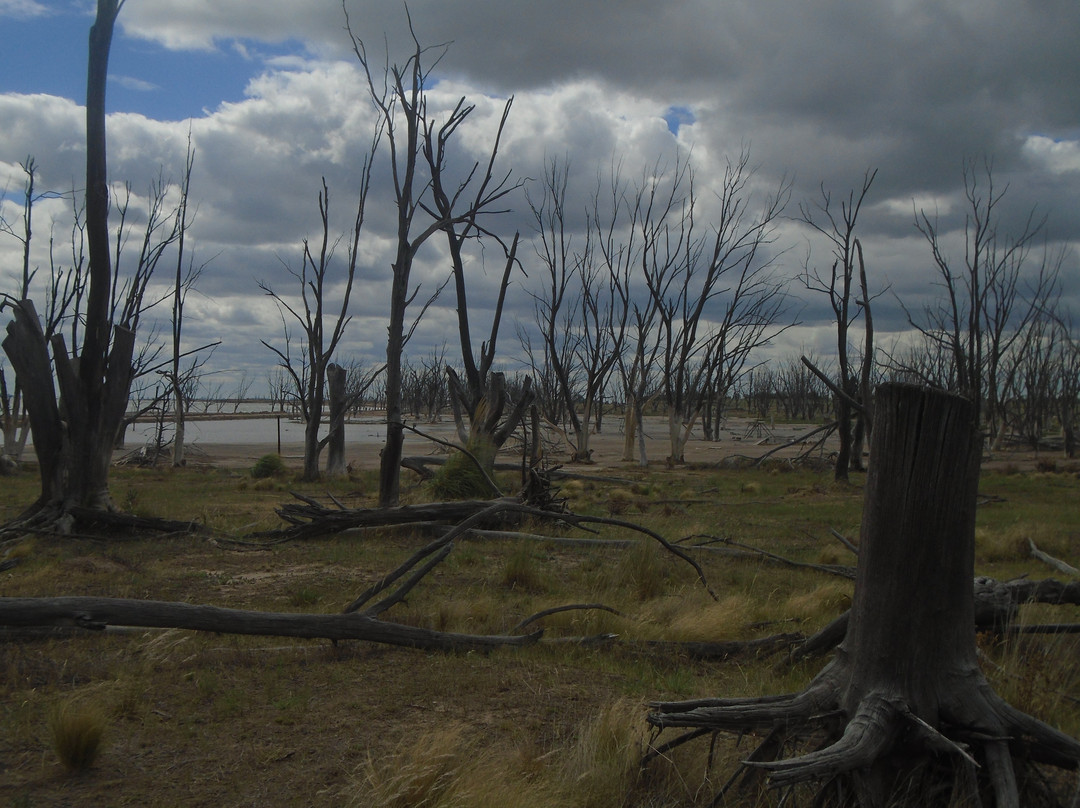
[649,384,1080,806]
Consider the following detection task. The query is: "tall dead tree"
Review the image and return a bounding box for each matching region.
[347,11,518,505]
[647,151,790,463]
[526,158,629,463]
[800,169,877,480]
[164,138,217,468]
[905,159,1062,446]
[650,383,1080,806]
[422,93,531,470]
[260,165,375,482]
[1,0,138,519]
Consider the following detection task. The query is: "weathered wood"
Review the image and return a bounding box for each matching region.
[261,497,522,541]
[649,383,1080,806]
[1028,539,1080,578]
[0,596,540,652]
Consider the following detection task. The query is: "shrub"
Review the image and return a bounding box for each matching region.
[429,436,497,500]
[251,453,286,479]
[49,699,106,772]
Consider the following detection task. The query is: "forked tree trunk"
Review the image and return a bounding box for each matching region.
[650,383,1080,806]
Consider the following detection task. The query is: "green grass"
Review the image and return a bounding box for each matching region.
[1,461,1078,804]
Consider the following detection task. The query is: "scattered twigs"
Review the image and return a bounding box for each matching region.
[256,495,719,600]
[642,727,712,767]
[260,496,523,541]
[361,543,454,617]
[400,454,637,485]
[800,355,867,417]
[751,421,838,467]
[565,513,717,599]
[342,536,454,615]
[684,534,855,580]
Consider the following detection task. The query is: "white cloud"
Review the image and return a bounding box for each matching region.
[4,0,1080,386]
[1022,135,1080,175]
[110,75,160,93]
[0,0,50,19]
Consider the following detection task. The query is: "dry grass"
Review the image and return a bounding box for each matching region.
[48,698,107,772]
[1,462,1078,805]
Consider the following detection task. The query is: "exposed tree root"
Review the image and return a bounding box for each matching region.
[650,654,1080,806]
[648,386,1080,806]
[0,501,204,542]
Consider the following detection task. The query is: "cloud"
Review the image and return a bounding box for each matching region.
[110,74,160,92]
[0,0,51,20]
[4,1,1080,389]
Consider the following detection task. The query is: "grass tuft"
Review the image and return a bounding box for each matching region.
[49,699,106,772]
[502,547,545,592]
[352,723,544,808]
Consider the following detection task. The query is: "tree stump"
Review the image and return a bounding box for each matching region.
[649,383,1080,806]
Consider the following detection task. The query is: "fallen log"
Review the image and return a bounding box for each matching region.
[0,596,540,653]
[260,496,523,541]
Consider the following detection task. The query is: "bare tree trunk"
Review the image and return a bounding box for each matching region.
[172,389,185,467]
[621,402,636,463]
[380,296,406,505]
[650,383,1080,805]
[325,362,346,476]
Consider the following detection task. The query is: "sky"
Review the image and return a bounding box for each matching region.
[1,0,1079,399]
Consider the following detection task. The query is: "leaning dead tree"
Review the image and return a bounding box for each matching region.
[649,383,1080,806]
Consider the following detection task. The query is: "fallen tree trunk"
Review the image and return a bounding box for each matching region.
[261,496,522,541]
[0,596,539,653]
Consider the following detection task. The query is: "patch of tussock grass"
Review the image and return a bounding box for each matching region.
[49,698,107,772]
[975,523,1074,565]
[352,722,547,808]
[663,593,758,642]
[780,582,853,622]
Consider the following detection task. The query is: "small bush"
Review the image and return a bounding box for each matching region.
[49,699,106,772]
[429,436,497,500]
[252,453,286,479]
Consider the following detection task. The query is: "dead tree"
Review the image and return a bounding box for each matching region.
[800,169,878,480]
[649,383,1080,806]
[903,159,1062,446]
[420,91,532,467]
[347,10,519,506]
[1,0,148,521]
[259,165,375,482]
[646,150,790,463]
